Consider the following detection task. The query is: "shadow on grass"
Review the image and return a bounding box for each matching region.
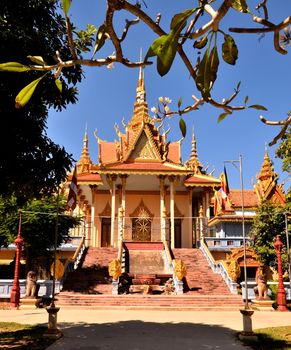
[0,324,55,350]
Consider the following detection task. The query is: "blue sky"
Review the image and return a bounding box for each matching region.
[47,1,290,191]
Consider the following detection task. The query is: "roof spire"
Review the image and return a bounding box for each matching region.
[77,124,93,173]
[136,48,146,103]
[188,126,203,174]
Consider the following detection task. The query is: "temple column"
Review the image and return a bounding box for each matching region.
[120,175,127,241]
[90,185,97,247]
[109,175,117,247]
[169,176,175,249]
[205,191,210,219]
[188,188,193,247]
[159,176,166,241]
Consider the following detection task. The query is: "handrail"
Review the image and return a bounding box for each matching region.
[163,240,173,272]
[200,238,238,294]
[59,235,86,290]
[117,239,123,263]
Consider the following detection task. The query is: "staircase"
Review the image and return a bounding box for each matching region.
[61,247,118,294]
[56,246,244,310]
[172,248,231,295]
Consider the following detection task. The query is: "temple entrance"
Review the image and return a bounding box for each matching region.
[101,218,111,247]
[174,219,182,248]
[132,217,151,241]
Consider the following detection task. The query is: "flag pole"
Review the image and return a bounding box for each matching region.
[239,154,248,309]
[224,156,248,309]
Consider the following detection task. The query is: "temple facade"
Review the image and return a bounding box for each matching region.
[68,68,221,249]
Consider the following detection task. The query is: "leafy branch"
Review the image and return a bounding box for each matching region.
[0,0,290,144]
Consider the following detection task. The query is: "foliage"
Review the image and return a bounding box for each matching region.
[276,123,291,175]
[0,0,82,202]
[250,201,288,272]
[0,1,290,144]
[0,195,81,264]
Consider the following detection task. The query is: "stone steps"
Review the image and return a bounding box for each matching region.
[55,292,244,310]
[172,248,231,295]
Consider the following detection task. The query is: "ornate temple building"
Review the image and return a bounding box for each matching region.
[69,68,221,249]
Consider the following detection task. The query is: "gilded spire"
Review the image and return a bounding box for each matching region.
[128,52,151,130]
[77,125,93,173]
[136,49,146,103]
[188,127,203,173]
[257,147,275,181]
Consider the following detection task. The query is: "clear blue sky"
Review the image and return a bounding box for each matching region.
[47,1,290,191]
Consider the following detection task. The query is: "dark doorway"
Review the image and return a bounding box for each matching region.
[101,218,111,247]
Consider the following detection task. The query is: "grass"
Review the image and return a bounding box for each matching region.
[241,325,291,350]
[0,322,57,350]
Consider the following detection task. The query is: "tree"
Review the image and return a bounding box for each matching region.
[1,0,290,145]
[0,194,81,271]
[251,201,288,273]
[0,0,82,202]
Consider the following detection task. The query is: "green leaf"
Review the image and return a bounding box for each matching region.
[217,112,231,123]
[244,95,249,105]
[209,45,219,86]
[145,35,168,61]
[55,79,62,93]
[146,9,195,76]
[236,81,241,90]
[195,47,211,100]
[0,62,31,72]
[62,0,71,17]
[179,118,187,138]
[170,9,195,31]
[178,96,182,108]
[248,104,268,111]
[222,34,238,65]
[27,56,47,66]
[193,35,208,49]
[92,23,107,58]
[231,0,250,13]
[15,74,47,108]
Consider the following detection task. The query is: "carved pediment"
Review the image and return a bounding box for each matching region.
[129,199,154,220]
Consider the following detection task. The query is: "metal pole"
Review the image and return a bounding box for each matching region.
[239,155,249,309]
[51,188,60,308]
[285,213,291,300]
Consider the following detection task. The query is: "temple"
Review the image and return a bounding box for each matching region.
[71,67,221,249]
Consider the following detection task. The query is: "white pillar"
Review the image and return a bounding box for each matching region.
[110,175,117,247]
[159,176,166,241]
[90,185,97,247]
[205,191,210,219]
[188,188,193,247]
[120,175,127,241]
[170,177,175,249]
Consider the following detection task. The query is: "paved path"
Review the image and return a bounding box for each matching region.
[1,307,291,350]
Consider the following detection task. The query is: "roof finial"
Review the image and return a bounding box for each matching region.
[77,124,93,173]
[188,125,203,174]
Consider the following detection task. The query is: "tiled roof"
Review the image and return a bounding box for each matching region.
[99,162,187,174]
[99,142,117,164]
[67,173,102,183]
[167,142,181,164]
[228,189,259,208]
[184,175,220,186]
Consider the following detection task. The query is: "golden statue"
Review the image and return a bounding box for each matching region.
[108,259,122,280]
[50,258,65,280]
[173,259,187,281]
[227,260,241,281]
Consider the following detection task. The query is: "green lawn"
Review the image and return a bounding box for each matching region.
[241,326,291,350]
[0,322,56,350]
